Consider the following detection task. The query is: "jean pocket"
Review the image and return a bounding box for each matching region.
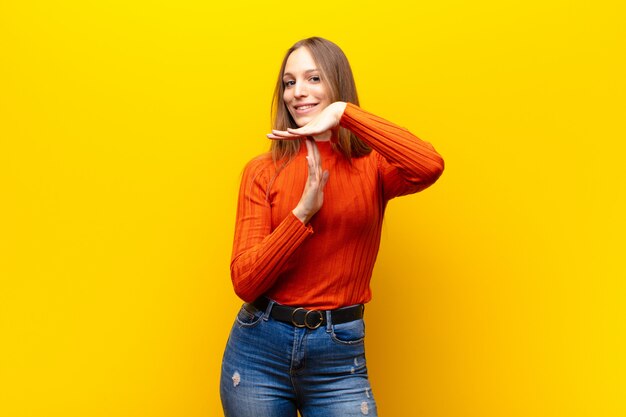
[235,303,263,328]
[330,319,366,345]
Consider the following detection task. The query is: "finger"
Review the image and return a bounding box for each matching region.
[311,137,322,167]
[287,127,308,135]
[304,140,315,173]
[305,157,319,189]
[288,119,326,135]
[272,129,301,137]
[320,170,330,189]
[269,130,303,139]
[287,127,317,137]
[267,133,300,141]
[306,139,320,170]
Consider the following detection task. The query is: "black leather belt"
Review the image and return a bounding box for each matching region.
[250,297,364,330]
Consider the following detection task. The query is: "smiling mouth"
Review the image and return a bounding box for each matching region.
[294,103,318,111]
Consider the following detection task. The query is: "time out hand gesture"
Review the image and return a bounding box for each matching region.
[267,102,347,141]
[291,139,330,224]
[267,101,346,223]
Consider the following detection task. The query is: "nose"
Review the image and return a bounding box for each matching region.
[294,81,308,98]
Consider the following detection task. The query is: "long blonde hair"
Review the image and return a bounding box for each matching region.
[270,37,371,164]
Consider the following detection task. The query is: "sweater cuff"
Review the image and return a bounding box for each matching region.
[339,102,362,131]
[286,211,314,236]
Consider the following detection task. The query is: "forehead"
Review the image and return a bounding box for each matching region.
[284,47,317,74]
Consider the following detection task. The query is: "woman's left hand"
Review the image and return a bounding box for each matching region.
[267,101,347,141]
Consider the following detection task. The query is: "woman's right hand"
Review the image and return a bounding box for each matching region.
[292,139,330,224]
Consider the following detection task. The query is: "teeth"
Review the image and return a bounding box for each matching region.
[296,104,316,110]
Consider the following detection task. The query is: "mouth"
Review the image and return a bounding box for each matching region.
[293,103,319,114]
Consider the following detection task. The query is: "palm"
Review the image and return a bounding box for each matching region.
[291,139,330,224]
[267,102,347,141]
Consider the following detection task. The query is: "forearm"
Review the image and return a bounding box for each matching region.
[339,102,444,190]
[230,212,313,302]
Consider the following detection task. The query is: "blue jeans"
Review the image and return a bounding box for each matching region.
[220,300,378,417]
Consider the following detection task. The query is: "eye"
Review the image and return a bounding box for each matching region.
[284,80,295,88]
[309,76,321,82]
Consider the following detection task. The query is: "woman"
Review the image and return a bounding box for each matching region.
[220,37,444,417]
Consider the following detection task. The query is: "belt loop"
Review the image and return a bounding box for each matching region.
[263,299,275,321]
[325,310,332,332]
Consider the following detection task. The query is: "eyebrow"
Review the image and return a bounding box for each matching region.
[283,69,319,78]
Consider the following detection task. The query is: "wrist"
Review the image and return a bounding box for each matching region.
[333,101,347,122]
[292,208,311,225]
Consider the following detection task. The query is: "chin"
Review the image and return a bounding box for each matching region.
[295,116,314,127]
[295,120,308,127]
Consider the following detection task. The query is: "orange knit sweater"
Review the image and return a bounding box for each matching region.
[230,103,444,309]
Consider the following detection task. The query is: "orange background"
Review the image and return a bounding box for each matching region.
[1,1,624,416]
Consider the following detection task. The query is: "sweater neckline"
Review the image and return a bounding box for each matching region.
[299,139,335,157]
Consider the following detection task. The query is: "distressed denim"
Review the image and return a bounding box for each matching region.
[220,300,377,417]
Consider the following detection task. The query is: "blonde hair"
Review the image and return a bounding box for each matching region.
[270,37,371,163]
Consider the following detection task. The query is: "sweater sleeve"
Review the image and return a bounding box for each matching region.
[339,102,444,200]
[230,158,314,302]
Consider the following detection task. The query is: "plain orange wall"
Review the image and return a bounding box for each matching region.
[1,1,625,416]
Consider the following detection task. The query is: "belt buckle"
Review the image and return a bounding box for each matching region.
[304,309,323,329]
[291,307,307,328]
[291,307,323,329]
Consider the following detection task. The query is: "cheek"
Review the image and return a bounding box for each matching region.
[284,92,296,114]
[315,89,331,106]
[315,86,331,103]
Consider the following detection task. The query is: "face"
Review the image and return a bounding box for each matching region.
[282,47,332,127]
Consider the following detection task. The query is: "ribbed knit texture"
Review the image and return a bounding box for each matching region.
[230,103,444,309]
